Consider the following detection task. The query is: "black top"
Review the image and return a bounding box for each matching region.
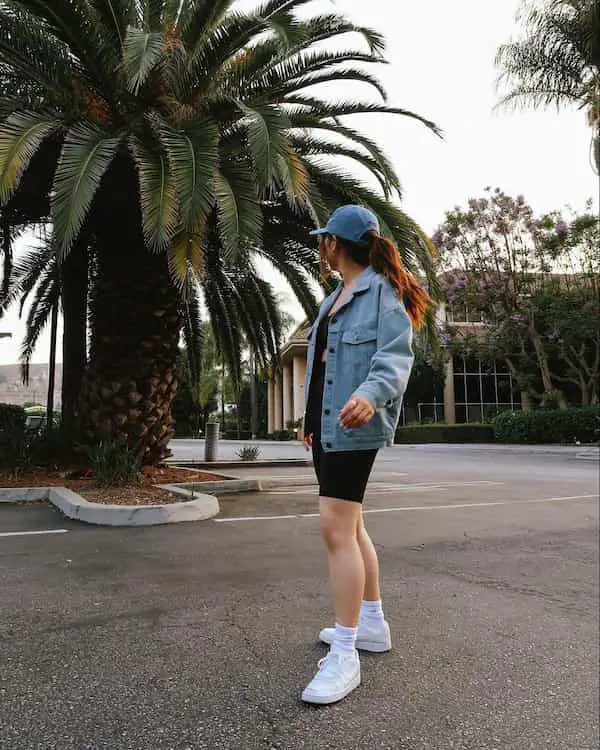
[304,315,329,438]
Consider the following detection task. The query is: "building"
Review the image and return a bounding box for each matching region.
[0,363,62,408]
[267,303,522,438]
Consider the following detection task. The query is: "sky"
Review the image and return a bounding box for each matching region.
[0,0,598,365]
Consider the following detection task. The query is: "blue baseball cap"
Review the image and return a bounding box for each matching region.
[310,205,380,245]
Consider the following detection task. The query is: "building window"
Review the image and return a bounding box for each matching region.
[453,356,520,423]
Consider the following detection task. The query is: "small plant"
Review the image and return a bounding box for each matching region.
[237,445,261,462]
[0,403,28,476]
[87,440,143,486]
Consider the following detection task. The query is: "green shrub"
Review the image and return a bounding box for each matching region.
[493,406,600,444]
[395,423,495,443]
[237,445,261,462]
[87,441,142,486]
[271,429,294,441]
[0,404,27,474]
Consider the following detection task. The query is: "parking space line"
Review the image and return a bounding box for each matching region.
[266,480,505,496]
[0,529,68,538]
[214,494,599,523]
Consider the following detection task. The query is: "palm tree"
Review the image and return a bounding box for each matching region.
[495,0,600,174]
[0,0,440,463]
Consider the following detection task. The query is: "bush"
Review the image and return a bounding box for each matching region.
[493,406,600,444]
[237,445,261,462]
[0,403,27,474]
[271,429,295,441]
[86,441,142,486]
[395,423,495,444]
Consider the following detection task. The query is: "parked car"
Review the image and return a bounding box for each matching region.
[24,413,60,436]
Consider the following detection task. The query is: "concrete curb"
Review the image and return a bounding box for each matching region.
[165,474,317,495]
[0,486,219,526]
[166,459,311,469]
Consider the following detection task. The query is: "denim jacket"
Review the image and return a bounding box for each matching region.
[304,265,414,452]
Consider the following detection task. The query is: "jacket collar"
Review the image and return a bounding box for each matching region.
[317,265,376,322]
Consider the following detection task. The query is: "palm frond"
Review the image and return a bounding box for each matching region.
[167,230,204,292]
[129,136,179,251]
[495,0,599,111]
[87,0,132,46]
[155,114,219,231]
[51,123,121,258]
[12,0,118,91]
[284,96,443,138]
[0,112,60,206]
[121,26,165,94]
[20,254,59,380]
[0,6,80,100]
[215,161,262,260]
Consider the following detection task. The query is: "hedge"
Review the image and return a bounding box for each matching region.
[395,423,495,444]
[492,406,600,444]
[0,403,26,470]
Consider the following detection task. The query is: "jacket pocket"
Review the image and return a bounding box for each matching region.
[341,325,377,345]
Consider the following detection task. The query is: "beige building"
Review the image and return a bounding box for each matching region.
[267,304,522,437]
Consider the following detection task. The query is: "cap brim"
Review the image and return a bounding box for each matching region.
[309,227,329,236]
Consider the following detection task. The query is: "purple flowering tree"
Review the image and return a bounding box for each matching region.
[434,189,600,408]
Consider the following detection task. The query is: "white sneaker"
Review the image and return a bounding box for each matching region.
[319,620,392,653]
[301,650,361,705]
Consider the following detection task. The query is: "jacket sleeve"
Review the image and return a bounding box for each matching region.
[352,304,414,409]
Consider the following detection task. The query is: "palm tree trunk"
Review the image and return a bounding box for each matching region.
[79,224,181,465]
[61,240,88,437]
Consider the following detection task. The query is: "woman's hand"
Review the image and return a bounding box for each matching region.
[303,433,313,451]
[339,396,375,429]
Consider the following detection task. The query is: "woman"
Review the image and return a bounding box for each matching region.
[301,204,430,705]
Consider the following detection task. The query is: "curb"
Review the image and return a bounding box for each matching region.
[167,459,311,469]
[163,474,317,495]
[0,486,219,526]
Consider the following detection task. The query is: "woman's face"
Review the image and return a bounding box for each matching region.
[321,234,340,271]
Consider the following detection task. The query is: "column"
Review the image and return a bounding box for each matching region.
[267,377,275,435]
[282,364,292,429]
[443,356,456,425]
[292,355,307,440]
[273,375,283,431]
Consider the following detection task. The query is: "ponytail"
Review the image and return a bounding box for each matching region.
[319,229,432,330]
[366,232,431,330]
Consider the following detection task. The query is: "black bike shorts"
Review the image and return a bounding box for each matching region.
[311,438,378,503]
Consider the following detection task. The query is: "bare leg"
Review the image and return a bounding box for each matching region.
[357,513,381,602]
[320,497,364,628]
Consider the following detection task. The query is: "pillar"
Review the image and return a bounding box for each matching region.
[292,355,307,439]
[443,356,456,425]
[282,364,293,429]
[273,375,283,431]
[267,378,275,435]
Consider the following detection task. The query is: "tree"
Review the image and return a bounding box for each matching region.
[433,189,600,408]
[495,0,600,174]
[0,0,440,464]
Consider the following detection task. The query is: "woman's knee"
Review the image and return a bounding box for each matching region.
[320,505,359,550]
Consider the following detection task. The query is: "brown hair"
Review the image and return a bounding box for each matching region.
[320,231,431,330]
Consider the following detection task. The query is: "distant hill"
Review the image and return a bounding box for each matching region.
[0,363,62,407]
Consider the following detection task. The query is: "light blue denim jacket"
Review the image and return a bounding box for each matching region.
[304,265,414,452]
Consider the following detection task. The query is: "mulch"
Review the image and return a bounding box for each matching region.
[0,465,225,506]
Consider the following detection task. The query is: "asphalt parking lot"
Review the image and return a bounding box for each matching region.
[1,446,598,750]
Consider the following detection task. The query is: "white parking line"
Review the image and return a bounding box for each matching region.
[214,494,598,523]
[0,529,68,538]
[266,480,505,496]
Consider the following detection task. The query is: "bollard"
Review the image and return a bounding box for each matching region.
[205,421,220,463]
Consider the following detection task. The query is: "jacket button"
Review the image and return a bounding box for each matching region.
[327,380,333,385]
[326,442,332,449]
[324,409,330,416]
[329,347,335,354]
[331,318,337,324]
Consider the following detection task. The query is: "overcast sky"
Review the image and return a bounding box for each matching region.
[1,0,597,365]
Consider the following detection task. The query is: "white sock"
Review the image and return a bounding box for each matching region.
[331,623,358,655]
[360,599,385,625]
